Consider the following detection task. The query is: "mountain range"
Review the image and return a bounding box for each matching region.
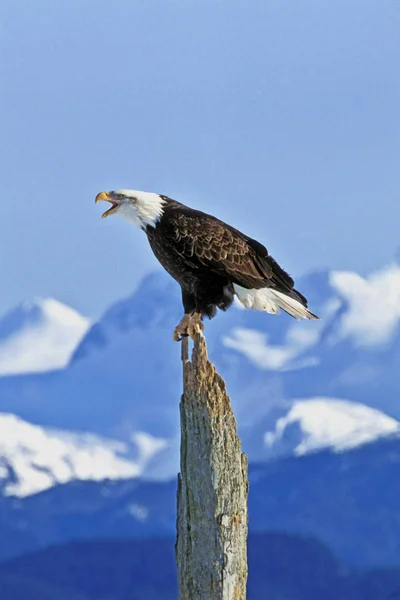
[1,261,400,580]
[3,533,400,600]
[1,263,400,488]
[1,433,400,568]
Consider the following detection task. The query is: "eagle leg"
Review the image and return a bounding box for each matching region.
[187,312,204,340]
[173,313,192,342]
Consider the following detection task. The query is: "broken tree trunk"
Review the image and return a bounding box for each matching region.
[175,331,248,600]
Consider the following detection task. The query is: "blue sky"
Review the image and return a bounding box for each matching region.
[1,0,399,318]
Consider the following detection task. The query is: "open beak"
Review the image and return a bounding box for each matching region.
[95,191,120,219]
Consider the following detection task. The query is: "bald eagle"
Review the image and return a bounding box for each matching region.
[95,190,318,340]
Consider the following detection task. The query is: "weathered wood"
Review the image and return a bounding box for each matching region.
[176,331,248,600]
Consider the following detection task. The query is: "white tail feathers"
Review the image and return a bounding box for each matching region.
[269,290,319,320]
[233,285,318,320]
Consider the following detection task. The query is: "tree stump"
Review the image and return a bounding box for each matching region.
[175,332,248,599]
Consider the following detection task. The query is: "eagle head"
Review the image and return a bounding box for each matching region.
[95,189,165,229]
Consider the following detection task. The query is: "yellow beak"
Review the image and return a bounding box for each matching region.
[95,191,119,218]
[95,191,111,203]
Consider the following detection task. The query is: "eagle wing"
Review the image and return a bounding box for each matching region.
[166,207,295,294]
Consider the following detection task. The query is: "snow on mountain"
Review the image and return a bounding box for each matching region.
[1,262,400,495]
[264,397,400,456]
[223,323,322,370]
[222,263,400,372]
[0,413,167,497]
[330,264,400,347]
[0,298,90,375]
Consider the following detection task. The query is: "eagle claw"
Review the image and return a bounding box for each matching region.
[173,314,192,342]
[187,313,204,341]
[174,332,189,342]
[173,313,204,342]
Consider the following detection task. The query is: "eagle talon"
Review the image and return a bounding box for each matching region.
[175,332,189,342]
[173,314,192,342]
[173,330,185,342]
[188,313,204,340]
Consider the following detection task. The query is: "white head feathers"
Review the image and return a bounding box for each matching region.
[112,189,165,229]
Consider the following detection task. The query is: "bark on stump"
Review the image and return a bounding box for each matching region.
[175,332,248,600]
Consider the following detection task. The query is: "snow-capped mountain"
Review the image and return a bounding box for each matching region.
[0,298,90,375]
[0,413,167,496]
[1,262,400,495]
[2,434,400,568]
[264,398,400,457]
[1,393,396,497]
